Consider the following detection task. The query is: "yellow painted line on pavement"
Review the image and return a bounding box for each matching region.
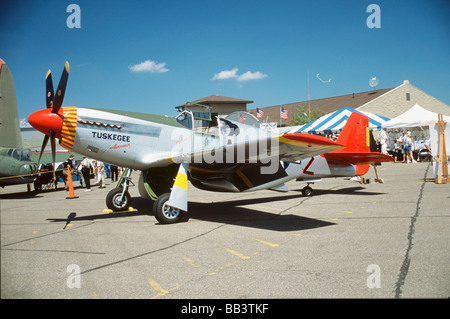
[182,256,201,268]
[147,277,169,299]
[31,230,39,245]
[254,238,279,247]
[224,247,250,260]
[209,260,240,276]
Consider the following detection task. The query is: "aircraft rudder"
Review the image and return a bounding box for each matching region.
[335,112,370,153]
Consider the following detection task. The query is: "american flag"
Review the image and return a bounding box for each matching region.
[280,106,288,120]
[256,108,264,119]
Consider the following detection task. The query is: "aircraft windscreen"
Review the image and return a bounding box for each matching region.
[176,111,193,129]
[7,149,33,162]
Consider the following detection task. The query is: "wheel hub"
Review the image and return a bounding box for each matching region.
[162,203,180,219]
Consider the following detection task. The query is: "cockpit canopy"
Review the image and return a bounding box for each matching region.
[175,109,260,136]
[176,110,214,130]
[3,148,34,162]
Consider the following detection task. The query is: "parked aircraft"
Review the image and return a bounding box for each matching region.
[0,58,38,189]
[27,61,389,223]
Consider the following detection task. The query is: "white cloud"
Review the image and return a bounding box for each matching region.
[212,68,268,82]
[129,60,169,73]
[212,68,238,80]
[237,71,268,82]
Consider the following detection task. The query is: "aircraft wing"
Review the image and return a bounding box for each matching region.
[323,152,394,164]
[168,118,344,165]
[274,132,344,161]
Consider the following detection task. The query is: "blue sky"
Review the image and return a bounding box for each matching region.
[2,0,449,119]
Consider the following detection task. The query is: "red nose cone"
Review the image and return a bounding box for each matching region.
[28,108,63,139]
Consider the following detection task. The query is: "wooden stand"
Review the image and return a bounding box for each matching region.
[435,114,449,184]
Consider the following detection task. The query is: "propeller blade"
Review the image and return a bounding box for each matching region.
[50,130,56,180]
[52,61,70,113]
[45,70,54,109]
[37,134,50,166]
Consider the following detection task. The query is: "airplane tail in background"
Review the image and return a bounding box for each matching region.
[335,111,370,153]
[323,112,393,166]
[0,58,23,148]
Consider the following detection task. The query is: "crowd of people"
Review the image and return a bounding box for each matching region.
[77,156,121,191]
[326,129,432,164]
[383,130,432,163]
[53,155,123,192]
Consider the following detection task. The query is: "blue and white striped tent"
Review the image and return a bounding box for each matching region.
[288,107,390,134]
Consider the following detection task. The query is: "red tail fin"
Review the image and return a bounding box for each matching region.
[335,112,370,153]
[324,112,393,164]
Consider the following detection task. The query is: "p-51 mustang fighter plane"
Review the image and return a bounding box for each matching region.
[28,61,387,224]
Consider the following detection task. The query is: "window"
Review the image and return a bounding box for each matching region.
[406,93,410,101]
[176,111,193,129]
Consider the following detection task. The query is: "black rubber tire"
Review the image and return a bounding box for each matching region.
[106,188,131,211]
[302,186,313,197]
[153,193,186,224]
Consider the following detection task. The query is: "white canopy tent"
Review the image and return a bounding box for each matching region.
[382,104,450,129]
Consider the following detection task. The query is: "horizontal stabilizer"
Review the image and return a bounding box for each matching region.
[324,152,393,164]
[275,132,344,161]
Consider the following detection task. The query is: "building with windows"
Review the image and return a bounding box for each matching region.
[176,95,253,117]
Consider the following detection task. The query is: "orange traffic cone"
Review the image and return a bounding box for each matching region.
[66,165,79,199]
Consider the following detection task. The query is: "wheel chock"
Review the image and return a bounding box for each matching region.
[103,207,134,214]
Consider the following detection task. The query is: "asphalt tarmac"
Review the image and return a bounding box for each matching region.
[1,161,449,299]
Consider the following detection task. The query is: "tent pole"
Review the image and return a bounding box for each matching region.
[435,114,449,184]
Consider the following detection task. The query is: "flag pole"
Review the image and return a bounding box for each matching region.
[307,68,311,118]
[280,105,282,128]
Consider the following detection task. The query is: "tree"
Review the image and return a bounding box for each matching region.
[290,105,325,126]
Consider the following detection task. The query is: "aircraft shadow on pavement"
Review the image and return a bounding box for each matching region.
[48,195,335,232]
[46,185,384,231]
[0,187,71,200]
[46,208,149,224]
[187,200,335,232]
[292,186,387,196]
[0,190,44,199]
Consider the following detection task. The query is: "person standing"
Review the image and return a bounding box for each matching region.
[393,140,401,163]
[81,156,93,191]
[97,160,106,188]
[379,129,388,155]
[61,154,75,190]
[110,164,118,182]
[405,131,417,163]
[398,132,406,163]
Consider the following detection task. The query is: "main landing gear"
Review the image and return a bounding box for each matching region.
[153,193,187,224]
[105,167,188,224]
